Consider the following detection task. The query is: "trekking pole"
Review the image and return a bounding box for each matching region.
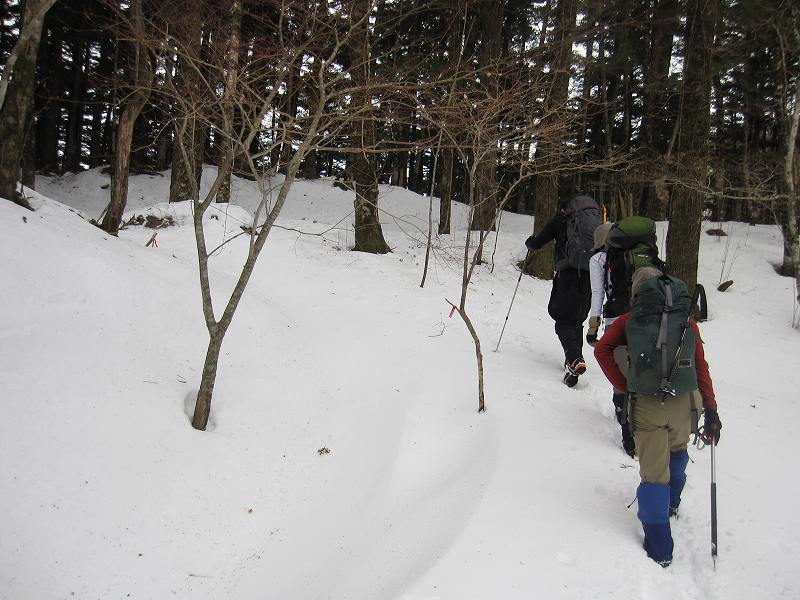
[495,250,530,352]
[711,439,718,570]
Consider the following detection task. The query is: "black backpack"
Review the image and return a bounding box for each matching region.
[603,216,665,318]
[558,196,603,271]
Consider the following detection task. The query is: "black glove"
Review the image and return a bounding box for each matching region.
[525,236,537,251]
[702,409,722,445]
[586,316,601,346]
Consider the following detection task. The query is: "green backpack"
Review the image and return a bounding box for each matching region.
[603,216,666,318]
[625,274,697,396]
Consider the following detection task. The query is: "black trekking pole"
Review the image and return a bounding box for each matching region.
[660,284,703,399]
[495,250,530,352]
[711,439,718,570]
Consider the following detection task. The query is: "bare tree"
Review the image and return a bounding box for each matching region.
[417,52,578,411]
[131,0,407,430]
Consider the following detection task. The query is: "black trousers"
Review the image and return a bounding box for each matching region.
[547,268,592,364]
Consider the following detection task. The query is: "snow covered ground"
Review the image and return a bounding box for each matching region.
[1,167,798,599]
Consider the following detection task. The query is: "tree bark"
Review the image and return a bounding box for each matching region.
[664,0,717,292]
[350,0,390,254]
[0,0,57,110]
[192,330,223,430]
[439,148,453,234]
[100,0,152,235]
[64,35,88,173]
[35,16,62,173]
[642,0,678,152]
[170,117,205,201]
[639,0,679,219]
[438,0,461,235]
[170,37,205,203]
[0,0,54,208]
[525,0,577,279]
[775,14,800,294]
[216,0,242,204]
[469,0,503,234]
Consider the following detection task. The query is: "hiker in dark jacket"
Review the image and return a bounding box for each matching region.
[525,198,594,387]
[594,267,723,567]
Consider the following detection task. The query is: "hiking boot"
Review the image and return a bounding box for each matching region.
[642,541,672,568]
[563,361,579,387]
[562,358,585,388]
[623,439,636,458]
[570,357,587,375]
[622,425,636,458]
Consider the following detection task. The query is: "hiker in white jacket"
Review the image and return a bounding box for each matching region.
[586,222,636,456]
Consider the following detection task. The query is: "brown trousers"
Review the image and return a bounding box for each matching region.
[630,392,700,484]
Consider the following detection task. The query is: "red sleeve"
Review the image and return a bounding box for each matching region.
[692,320,717,410]
[594,313,630,393]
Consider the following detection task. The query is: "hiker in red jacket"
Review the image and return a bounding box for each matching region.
[594,267,722,567]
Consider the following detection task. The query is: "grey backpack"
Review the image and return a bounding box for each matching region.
[558,195,603,271]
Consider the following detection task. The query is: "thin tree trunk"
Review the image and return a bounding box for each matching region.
[192,332,223,430]
[457,307,486,412]
[438,0,461,235]
[278,61,300,174]
[469,0,502,235]
[575,3,594,192]
[170,42,205,203]
[89,38,116,169]
[102,92,151,232]
[64,36,88,173]
[301,74,320,180]
[100,0,152,235]
[36,17,62,173]
[216,0,242,203]
[439,148,453,234]
[394,119,410,188]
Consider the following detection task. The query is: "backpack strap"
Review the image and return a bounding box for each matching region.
[624,249,634,293]
[657,279,674,395]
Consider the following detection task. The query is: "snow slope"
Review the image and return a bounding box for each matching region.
[0,167,797,599]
